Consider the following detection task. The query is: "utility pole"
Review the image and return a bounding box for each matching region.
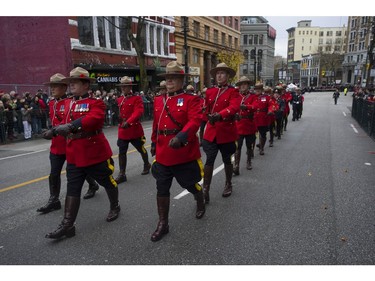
[182,16,189,85]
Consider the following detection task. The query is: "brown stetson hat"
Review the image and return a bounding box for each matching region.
[43,73,68,86]
[235,76,251,86]
[210,62,236,78]
[254,83,264,90]
[116,76,137,86]
[61,67,96,83]
[157,61,190,77]
[156,80,167,90]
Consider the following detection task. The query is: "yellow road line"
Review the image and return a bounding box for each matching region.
[0,145,151,193]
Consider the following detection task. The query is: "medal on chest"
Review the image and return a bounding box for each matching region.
[177,98,184,106]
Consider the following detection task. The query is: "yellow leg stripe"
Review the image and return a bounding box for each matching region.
[195,183,202,192]
[107,159,118,188]
[197,158,204,179]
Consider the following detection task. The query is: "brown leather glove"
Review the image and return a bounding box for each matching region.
[151,142,156,156]
[42,129,54,140]
[121,121,130,128]
[168,137,182,149]
[55,123,75,137]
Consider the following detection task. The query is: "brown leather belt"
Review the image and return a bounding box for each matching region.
[157,129,181,136]
[239,115,253,120]
[67,130,102,140]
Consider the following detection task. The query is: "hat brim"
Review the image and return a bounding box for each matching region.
[43,82,68,86]
[62,77,97,83]
[116,83,137,86]
[210,67,236,78]
[235,80,251,86]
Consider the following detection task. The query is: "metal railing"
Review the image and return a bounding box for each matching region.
[352,97,375,140]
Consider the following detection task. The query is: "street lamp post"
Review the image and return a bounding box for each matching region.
[307,54,312,88]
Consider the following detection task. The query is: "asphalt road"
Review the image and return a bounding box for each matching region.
[0,92,374,277]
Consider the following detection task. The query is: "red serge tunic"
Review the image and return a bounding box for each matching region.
[151,91,202,166]
[117,94,145,140]
[282,92,292,116]
[236,92,257,135]
[203,86,241,144]
[252,94,276,128]
[49,96,67,155]
[63,96,113,167]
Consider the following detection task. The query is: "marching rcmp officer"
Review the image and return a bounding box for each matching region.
[233,76,257,175]
[273,88,286,140]
[39,74,99,214]
[150,61,205,242]
[266,87,276,147]
[251,83,277,155]
[280,84,292,132]
[202,62,241,202]
[291,87,303,121]
[114,76,151,184]
[45,67,120,239]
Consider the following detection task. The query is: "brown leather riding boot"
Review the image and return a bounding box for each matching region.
[37,175,61,213]
[105,187,121,222]
[83,176,99,199]
[151,196,170,242]
[140,151,151,175]
[45,196,80,239]
[246,149,252,170]
[194,189,205,219]
[115,153,127,184]
[222,163,233,197]
[203,165,214,204]
[259,137,266,155]
[233,149,241,176]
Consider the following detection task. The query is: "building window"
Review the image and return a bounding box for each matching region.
[97,17,106,47]
[243,49,249,60]
[243,35,248,45]
[254,34,258,45]
[234,18,239,30]
[163,30,169,55]
[78,17,94,46]
[248,35,253,45]
[228,17,232,27]
[157,27,162,54]
[149,25,155,54]
[119,17,131,51]
[326,46,331,52]
[234,37,238,48]
[228,35,232,47]
[214,29,218,44]
[193,48,199,64]
[259,34,263,45]
[326,38,332,44]
[221,32,226,45]
[193,21,200,38]
[326,31,333,36]
[107,16,117,49]
[336,31,342,36]
[221,17,225,25]
[319,31,324,36]
[204,25,210,41]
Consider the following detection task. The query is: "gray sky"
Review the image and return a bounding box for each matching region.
[264,16,349,58]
